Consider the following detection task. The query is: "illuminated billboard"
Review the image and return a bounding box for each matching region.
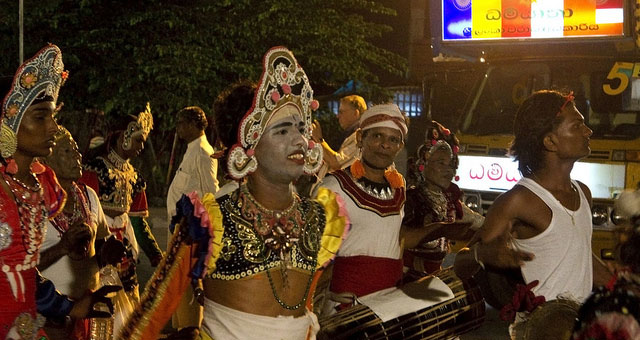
[443,0,625,41]
[455,155,625,199]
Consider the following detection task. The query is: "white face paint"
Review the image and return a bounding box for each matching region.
[423,147,455,189]
[253,103,308,184]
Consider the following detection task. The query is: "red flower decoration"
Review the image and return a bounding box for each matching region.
[500,280,545,322]
[246,148,255,157]
[6,104,19,118]
[61,71,69,80]
[20,73,38,89]
[271,91,281,103]
[310,100,319,111]
[281,84,291,94]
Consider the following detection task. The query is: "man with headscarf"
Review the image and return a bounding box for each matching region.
[319,104,410,298]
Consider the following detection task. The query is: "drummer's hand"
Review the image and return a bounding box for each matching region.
[453,247,481,280]
[477,241,534,269]
[65,223,93,259]
[99,235,127,266]
[69,285,122,319]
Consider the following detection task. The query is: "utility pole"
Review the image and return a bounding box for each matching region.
[19,0,24,63]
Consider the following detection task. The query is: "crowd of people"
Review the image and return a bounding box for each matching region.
[2,43,640,340]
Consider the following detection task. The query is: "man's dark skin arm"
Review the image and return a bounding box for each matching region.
[454,187,536,279]
[400,221,472,250]
[38,222,93,270]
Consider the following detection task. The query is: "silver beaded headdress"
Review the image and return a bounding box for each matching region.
[1,44,68,158]
[227,46,322,179]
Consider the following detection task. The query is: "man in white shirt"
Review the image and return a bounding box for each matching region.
[166,106,219,331]
[312,95,367,177]
[166,106,219,219]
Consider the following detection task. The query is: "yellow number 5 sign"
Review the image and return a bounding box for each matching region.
[603,62,637,96]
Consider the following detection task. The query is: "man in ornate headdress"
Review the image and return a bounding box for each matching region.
[79,103,162,333]
[0,44,118,339]
[119,46,348,340]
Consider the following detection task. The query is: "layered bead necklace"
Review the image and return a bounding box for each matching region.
[239,183,303,255]
[1,170,46,256]
[238,184,316,310]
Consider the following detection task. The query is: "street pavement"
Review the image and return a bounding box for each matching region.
[139,206,510,339]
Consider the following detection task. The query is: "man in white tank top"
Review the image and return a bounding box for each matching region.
[454,90,613,338]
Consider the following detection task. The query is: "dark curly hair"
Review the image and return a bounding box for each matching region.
[212,80,257,172]
[509,90,569,176]
[177,106,208,130]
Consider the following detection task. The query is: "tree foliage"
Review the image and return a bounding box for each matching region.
[0,0,407,200]
[0,0,407,128]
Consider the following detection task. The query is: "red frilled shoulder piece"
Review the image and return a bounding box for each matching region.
[35,163,67,219]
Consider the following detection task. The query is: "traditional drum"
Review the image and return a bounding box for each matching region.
[474,267,524,310]
[317,268,485,340]
[510,298,580,340]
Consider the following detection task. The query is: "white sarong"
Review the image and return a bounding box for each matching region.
[201,298,319,340]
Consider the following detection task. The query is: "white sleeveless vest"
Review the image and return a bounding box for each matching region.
[511,177,592,302]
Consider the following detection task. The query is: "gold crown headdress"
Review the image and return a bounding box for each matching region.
[1,44,68,158]
[227,46,322,179]
[122,102,153,150]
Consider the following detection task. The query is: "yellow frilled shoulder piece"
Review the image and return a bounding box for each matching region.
[314,187,350,269]
[201,192,225,275]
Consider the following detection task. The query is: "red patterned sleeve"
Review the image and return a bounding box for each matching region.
[129,191,148,217]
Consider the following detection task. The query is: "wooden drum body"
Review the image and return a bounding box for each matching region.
[318,268,485,340]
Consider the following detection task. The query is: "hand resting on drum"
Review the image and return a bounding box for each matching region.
[400,220,473,249]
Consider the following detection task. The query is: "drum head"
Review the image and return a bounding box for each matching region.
[524,299,580,340]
